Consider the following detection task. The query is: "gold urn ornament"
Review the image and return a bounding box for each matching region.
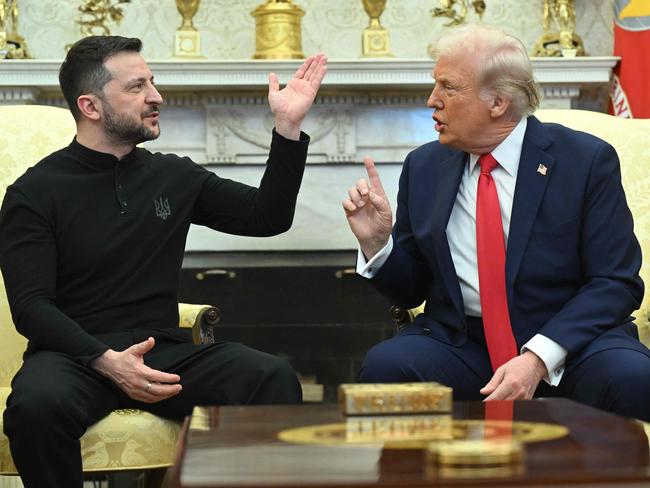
[361,0,393,57]
[174,0,202,58]
[251,0,305,60]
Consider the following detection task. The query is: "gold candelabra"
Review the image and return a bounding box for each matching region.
[0,0,29,59]
[531,0,585,57]
[431,0,486,27]
[251,0,304,59]
[174,0,202,58]
[361,0,393,57]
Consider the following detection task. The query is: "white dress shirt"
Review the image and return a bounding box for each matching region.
[357,118,567,386]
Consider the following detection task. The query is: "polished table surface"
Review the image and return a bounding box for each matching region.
[163,398,650,488]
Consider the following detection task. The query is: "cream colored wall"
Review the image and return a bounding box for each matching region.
[17,0,614,60]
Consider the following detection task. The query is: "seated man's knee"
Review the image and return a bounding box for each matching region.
[608,351,650,420]
[260,355,298,384]
[576,349,650,421]
[4,382,80,438]
[245,354,302,404]
[359,340,414,382]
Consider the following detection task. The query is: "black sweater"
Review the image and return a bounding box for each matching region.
[0,130,309,364]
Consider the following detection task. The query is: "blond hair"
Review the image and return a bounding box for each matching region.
[431,24,540,119]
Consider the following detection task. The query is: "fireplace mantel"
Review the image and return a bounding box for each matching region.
[0,56,617,99]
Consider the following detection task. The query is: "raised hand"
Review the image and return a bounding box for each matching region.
[343,156,393,260]
[268,53,328,140]
[90,337,182,403]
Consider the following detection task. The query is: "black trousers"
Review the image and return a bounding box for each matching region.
[4,333,302,488]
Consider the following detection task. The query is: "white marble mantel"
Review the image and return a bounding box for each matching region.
[0,56,617,94]
[0,57,619,251]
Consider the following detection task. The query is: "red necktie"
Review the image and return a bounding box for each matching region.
[476,153,518,372]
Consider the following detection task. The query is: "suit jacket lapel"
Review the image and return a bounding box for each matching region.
[506,116,555,301]
[431,151,466,322]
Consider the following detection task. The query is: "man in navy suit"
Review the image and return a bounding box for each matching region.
[343,24,650,421]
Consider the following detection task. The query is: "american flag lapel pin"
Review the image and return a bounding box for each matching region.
[537,163,548,176]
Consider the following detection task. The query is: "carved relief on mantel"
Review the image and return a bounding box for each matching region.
[206,95,363,164]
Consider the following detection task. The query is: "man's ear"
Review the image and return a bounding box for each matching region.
[77,94,102,122]
[489,93,511,119]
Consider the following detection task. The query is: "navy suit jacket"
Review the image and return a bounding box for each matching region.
[373,115,645,366]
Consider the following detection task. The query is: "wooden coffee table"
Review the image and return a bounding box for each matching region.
[163,398,650,487]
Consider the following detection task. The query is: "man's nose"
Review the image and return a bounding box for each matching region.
[147,85,164,105]
[427,86,441,109]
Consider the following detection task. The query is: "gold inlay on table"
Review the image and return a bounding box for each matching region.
[278,417,568,449]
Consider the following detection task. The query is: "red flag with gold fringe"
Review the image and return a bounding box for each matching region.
[610,0,650,118]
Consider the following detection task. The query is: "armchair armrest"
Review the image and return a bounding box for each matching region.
[389,302,426,332]
[178,303,221,345]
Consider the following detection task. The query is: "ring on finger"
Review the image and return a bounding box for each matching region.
[146,381,152,393]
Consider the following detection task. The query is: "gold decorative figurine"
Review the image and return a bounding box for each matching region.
[75,0,131,37]
[431,0,486,27]
[251,0,305,59]
[361,0,393,57]
[0,0,30,59]
[174,0,202,58]
[532,0,585,57]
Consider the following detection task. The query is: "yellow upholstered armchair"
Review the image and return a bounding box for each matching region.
[390,109,650,347]
[0,105,221,481]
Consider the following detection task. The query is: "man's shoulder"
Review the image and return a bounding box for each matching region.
[530,115,611,153]
[9,146,71,189]
[407,140,458,164]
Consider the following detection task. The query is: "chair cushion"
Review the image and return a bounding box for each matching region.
[0,387,180,474]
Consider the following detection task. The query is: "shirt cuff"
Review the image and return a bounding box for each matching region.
[522,334,567,387]
[356,236,393,278]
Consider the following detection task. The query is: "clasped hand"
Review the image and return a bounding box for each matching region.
[91,337,182,403]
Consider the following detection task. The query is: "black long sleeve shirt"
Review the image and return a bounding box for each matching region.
[0,130,309,364]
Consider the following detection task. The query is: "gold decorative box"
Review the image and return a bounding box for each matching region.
[338,382,452,415]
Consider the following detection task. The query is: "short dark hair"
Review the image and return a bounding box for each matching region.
[59,36,142,121]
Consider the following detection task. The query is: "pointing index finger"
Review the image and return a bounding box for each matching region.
[364,156,385,196]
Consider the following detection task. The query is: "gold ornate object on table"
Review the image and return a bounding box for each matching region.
[0,0,30,59]
[431,0,486,27]
[277,417,568,449]
[174,0,202,58]
[426,439,525,479]
[361,0,393,57]
[338,382,452,415]
[251,0,304,60]
[531,0,585,57]
[69,0,130,51]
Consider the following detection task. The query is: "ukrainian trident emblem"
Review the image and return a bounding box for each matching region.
[154,196,171,220]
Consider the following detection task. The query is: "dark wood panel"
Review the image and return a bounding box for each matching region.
[179,252,395,401]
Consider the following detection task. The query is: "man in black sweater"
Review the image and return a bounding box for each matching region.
[0,36,327,488]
